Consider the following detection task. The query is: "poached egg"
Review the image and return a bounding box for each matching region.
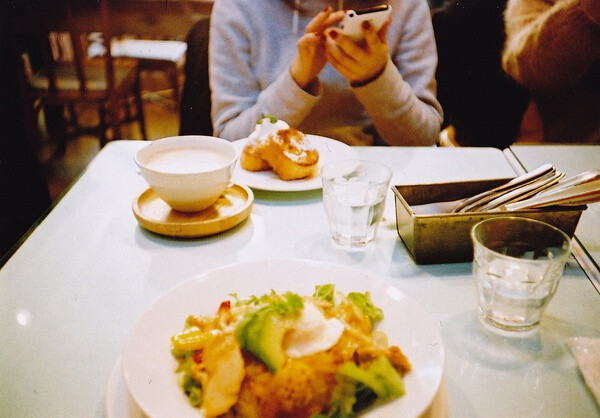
[284,302,345,358]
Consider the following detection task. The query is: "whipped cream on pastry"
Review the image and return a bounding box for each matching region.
[247,118,290,146]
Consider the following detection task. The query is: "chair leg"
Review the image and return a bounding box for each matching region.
[99,105,108,146]
[68,102,78,128]
[168,64,180,110]
[26,101,45,151]
[109,102,121,142]
[44,105,68,155]
[134,74,147,140]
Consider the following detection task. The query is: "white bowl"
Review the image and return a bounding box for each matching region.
[135,136,237,212]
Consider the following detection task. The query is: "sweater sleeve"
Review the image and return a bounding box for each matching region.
[351,0,443,146]
[209,1,321,141]
[502,0,600,91]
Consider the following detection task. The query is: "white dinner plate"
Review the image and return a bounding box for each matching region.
[121,259,445,418]
[106,358,448,418]
[231,135,359,191]
[105,356,144,418]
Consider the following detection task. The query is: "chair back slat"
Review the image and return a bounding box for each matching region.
[100,0,116,94]
[38,31,58,94]
[71,31,89,94]
[65,2,88,94]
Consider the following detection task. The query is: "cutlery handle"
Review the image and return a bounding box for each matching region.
[452,163,554,213]
[538,169,600,196]
[502,179,600,211]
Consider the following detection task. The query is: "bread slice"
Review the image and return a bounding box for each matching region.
[240,142,270,171]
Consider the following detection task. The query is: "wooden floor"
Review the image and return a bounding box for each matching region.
[38,73,180,201]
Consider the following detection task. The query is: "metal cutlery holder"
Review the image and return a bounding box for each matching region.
[393,179,585,264]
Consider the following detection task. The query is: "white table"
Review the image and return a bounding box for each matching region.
[508,144,600,290]
[1,141,599,417]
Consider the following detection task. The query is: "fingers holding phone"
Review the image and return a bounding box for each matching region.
[306,6,345,33]
[290,7,345,92]
[324,12,391,85]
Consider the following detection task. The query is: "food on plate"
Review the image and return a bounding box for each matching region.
[240,116,319,181]
[239,141,270,172]
[171,284,411,417]
[257,127,320,181]
[240,117,287,172]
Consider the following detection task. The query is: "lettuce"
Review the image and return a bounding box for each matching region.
[313,284,335,303]
[347,292,383,325]
[233,290,303,316]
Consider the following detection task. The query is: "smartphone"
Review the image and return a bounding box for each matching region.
[339,5,392,39]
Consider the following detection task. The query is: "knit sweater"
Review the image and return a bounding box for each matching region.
[209,0,443,146]
[502,0,600,143]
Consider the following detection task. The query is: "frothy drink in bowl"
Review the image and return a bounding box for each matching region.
[321,159,392,249]
[145,148,231,174]
[471,217,571,333]
[135,136,237,212]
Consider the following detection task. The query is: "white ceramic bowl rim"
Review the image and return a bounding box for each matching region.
[134,135,237,175]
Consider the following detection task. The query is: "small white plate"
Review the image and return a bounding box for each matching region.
[231,135,359,191]
[121,259,445,418]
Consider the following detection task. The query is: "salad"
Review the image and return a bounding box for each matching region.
[170,284,411,417]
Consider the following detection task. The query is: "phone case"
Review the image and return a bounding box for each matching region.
[339,5,392,39]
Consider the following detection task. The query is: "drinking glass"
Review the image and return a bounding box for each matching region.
[471,217,571,333]
[321,159,392,249]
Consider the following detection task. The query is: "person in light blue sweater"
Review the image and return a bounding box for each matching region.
[209,0,443,146]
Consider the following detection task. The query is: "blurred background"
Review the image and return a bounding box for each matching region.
[0,0,553,259]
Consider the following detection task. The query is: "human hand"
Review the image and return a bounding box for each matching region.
[290,7,345,91]
[324,18,391,85]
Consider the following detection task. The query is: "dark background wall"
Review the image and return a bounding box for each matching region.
[0,2,52,262]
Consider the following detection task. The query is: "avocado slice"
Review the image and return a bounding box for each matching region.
[236,306,289,372]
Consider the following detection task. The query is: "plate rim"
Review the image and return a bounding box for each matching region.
[231,135,359,191]
[121,259,445,418]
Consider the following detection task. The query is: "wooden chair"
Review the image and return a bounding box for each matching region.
[104,1,214,112]
[110,38,187,110]
[9,0,147,150]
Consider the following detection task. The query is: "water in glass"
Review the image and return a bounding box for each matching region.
[323,179,386,247]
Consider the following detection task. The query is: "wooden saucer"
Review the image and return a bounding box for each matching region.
[132,183,253,237]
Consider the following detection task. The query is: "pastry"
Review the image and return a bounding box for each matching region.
[240,142,270,171]
[240,117,289,172]
[256,128,319,181]
[241,117,319,181]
